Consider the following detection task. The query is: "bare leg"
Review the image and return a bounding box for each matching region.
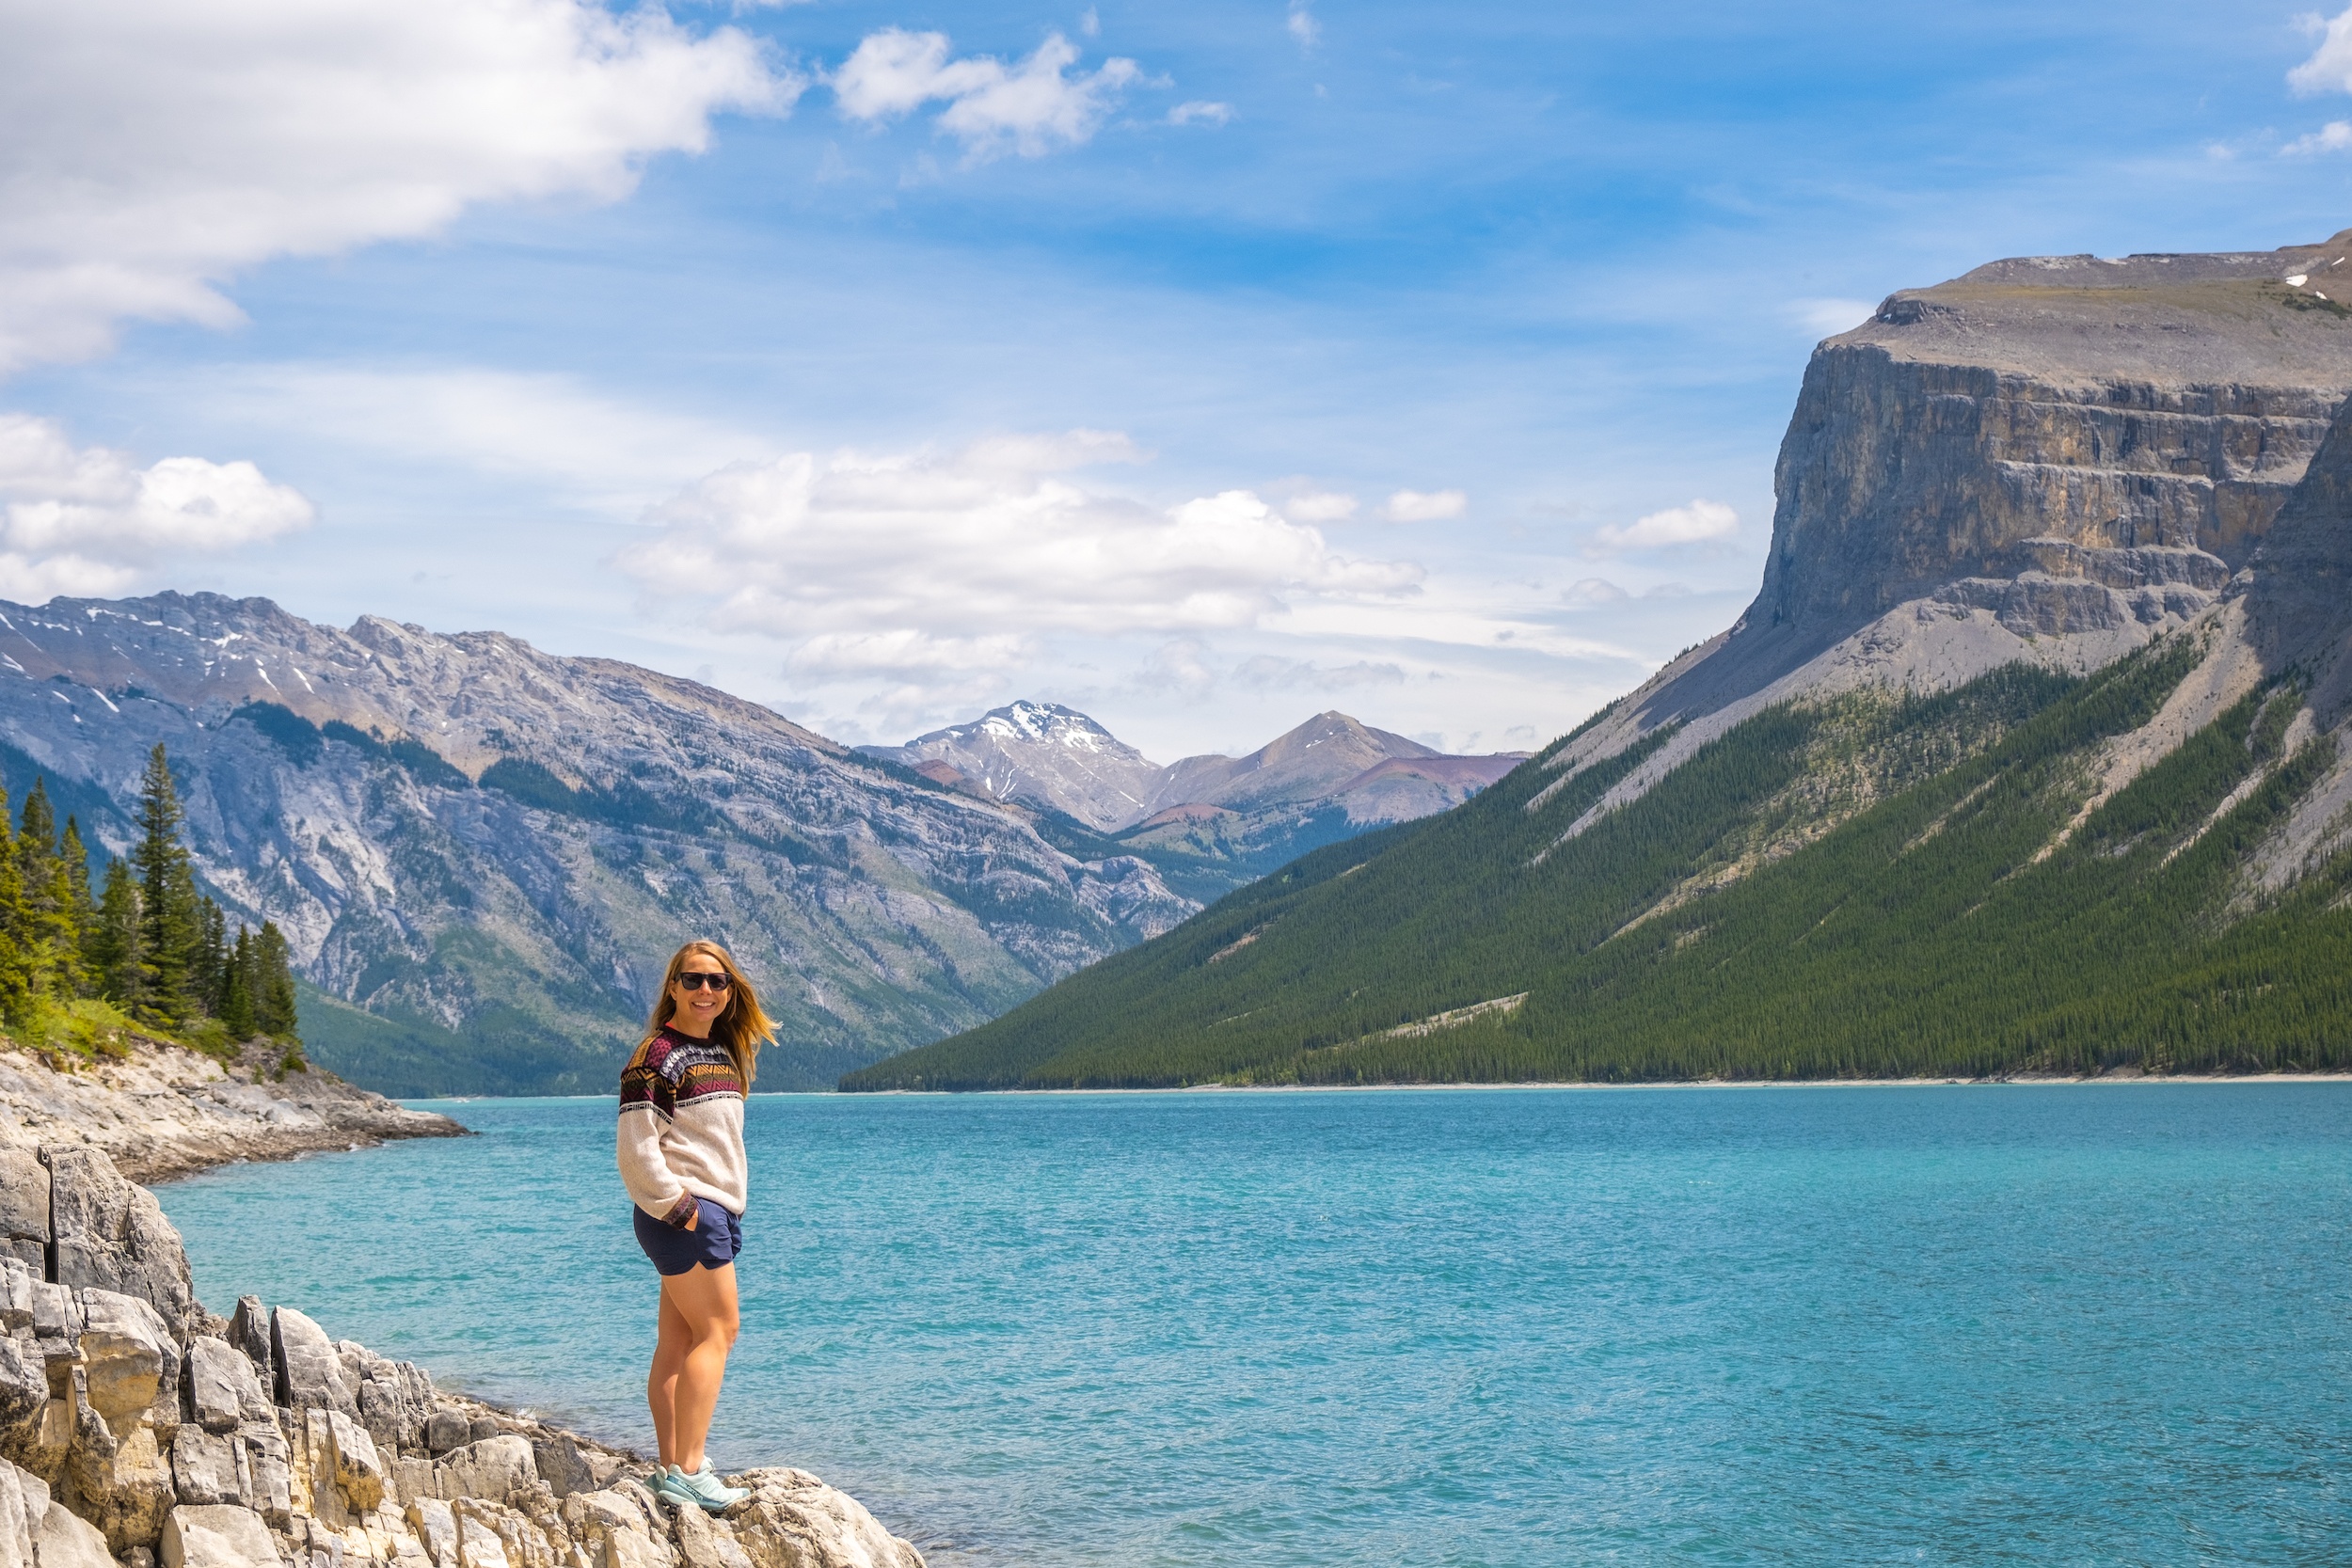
[655,1262,739,1474]
[647,1286,693,1468]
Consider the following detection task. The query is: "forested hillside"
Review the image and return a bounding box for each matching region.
[843,632,2352,1088]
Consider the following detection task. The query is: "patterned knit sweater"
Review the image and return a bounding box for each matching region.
[616,1025,747,1224]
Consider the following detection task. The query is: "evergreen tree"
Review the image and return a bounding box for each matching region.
[89,859,142,1010]
[253,921,297,1037]
[17,782,78,999]
[129,744,200,1029]
[0,787,27,1023]
[193,898,226,1015]
[58,817,93,990]
[216,927,257,1039]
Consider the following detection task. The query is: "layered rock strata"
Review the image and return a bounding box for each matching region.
[0,1039,465,1187]
[1539,229,2352,826]
[0,1146,923,1568]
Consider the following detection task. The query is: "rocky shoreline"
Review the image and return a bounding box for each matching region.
[0,1040,927,1568]
[0,1039,469,1187]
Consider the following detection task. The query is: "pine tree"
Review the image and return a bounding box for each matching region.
[0,787,27,1024]
[217,927,257,1039]
[58,817,93,991]
[130,744,200,1029]
[193,898,226,1015]
[18,782,78,999]
[89,859,142,1010]
[253,921,297,1038]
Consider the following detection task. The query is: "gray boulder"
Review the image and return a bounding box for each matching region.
[269,1307,355,1417]
[436,1435,535,1507]
[0,1458,43,1568]
[160,1504,278,1568]
[235,1421,290,1526]
[225,1298,272,1388]
[423,1409,469,1456]
[531,1433,594,1500]
[0,1155,44,1277]
[0,1260,31,1337]
[183,1338,268,1434]
[167,1429,241,1508]
[0,1339,41,1437]
[41,1149,195,1335]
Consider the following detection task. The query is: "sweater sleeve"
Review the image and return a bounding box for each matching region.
[617,1040,699,1226]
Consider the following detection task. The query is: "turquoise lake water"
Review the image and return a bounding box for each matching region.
[155,1085,2351,1565]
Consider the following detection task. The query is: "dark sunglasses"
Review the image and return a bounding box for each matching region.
[675,972,732,991]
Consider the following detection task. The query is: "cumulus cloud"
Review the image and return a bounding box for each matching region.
[1168,101,1235,127]
[1592,498,1738,551]
[2291,8,2352,95]
[831,28,1140,159]
[0,415,312,600]
[1381,488,1468,522]
[2284,120,2352,155]
[1287,1,1322,49]
[618,432,1424,677]
[0,0,795,374]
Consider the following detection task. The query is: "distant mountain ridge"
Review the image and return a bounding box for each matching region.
[0,594,1197,1095]
[865,702,1521,829]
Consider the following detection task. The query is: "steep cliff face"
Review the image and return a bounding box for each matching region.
[0,594,1192,1094]
[1544,230,2352,809]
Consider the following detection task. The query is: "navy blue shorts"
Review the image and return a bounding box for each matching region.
[633,1198,743,1275]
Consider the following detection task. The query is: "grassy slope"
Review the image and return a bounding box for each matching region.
[844,641,2352,1089]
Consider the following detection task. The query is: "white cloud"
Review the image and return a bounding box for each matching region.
[1284,491,1359,522]
[0,0,795,375]
[2284,120,2352,155]
[618,432,1424,676]
[1792,297,1876,336]
[0,414,312,600]
[1079,8,1102,38]
[787,629,1032,676]
[1168,102,1236,127]
[1564,577,1628,604]
[1593,498,1739,551]
[2291,8,2352,95]
[832,28,1140,160]
[1288,2,1322,50]
[1381,488,1468,522]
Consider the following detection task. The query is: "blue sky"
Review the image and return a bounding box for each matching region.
[4,1,2350,760]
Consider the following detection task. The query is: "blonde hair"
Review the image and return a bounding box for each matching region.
[645,940,775,1086]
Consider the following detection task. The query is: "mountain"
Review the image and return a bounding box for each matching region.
[843,229,2352,1091]
[0,594,1195,1095]
[865,703,1526,904]
[859,701,1164,832]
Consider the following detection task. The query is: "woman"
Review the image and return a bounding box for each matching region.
[617,940,773,1513]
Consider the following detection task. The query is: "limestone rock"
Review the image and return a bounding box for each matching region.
[528,1437,592,1502]
[423,1412,469,1457]
[0,1339,40,1436]
[272,1309,356,1418]
[185,1338,270,1434]
[33,1499,115,1568]
[667,1504,753,1568]
[77,1288,175,1426]
[407,1497,458,1568]
[227,1300,274,1390]
[65,1414,174,1554]
[169,1427,243,1508]
[0,1154,44,1277]
[726,1470,926,1568]
[337,1341,435,1455]
[437,1437,534,1509]
[0,1261,31,1338]
[161,1503,280,1568]
[237,1421,291,1525]
[322,1409,386,1513]
[41,1148,196,1333]
[0,1458,42,1568]
[451,1503,513,1568]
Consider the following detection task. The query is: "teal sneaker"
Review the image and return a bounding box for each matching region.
[666,1464,748,1513]
[651,1465,694,1508]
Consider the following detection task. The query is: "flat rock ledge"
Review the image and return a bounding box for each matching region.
[0,1144,926,1568]
[0,1037,467,1186]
